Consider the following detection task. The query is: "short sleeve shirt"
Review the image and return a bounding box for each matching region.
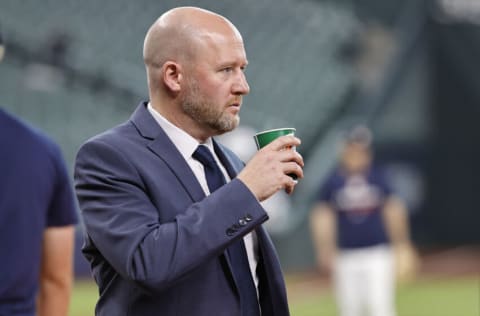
[316,167,392,249]
[0,109,78,315]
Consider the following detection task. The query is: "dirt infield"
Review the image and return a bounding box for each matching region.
[418,246,480,276]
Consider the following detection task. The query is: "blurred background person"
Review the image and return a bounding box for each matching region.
[310,125,417,316]
[0,29,78,316]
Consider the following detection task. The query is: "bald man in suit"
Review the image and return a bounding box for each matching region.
[75,6,304,316]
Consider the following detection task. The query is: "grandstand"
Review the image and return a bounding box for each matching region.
[0,0,478,273]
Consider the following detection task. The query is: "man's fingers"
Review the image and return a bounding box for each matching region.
[284,161,304,179]
[278,149,304,167]
[264,135,301,152]
[284,176,297,195]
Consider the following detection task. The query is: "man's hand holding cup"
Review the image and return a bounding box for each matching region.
[237,128,304,201]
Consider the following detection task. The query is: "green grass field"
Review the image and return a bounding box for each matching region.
[289,277,479,316]
[69,276,479,316]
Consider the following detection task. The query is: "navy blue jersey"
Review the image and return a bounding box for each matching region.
[317,167,392,249]
[0,108,78,315]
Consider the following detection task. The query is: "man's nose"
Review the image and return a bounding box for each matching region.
[232,71,250,95]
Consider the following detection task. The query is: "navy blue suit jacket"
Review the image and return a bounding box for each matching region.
[74,102,290,315]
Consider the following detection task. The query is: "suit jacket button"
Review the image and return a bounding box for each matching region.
[238,218,247,226]
[244,214,253,222]
[226,228,235,236]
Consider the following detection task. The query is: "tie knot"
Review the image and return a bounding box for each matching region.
[193,145,216,168]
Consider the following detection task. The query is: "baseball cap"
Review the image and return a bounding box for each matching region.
[344,124,373,147]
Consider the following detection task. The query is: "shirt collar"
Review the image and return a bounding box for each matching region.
[147,102,214,160]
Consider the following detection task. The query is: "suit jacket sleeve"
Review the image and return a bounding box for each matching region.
[75,137,268,293]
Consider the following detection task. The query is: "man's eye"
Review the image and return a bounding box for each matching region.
[222,67,233,73]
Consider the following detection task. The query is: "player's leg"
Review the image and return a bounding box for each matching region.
[365,245,396,316]
[334,250,364,316]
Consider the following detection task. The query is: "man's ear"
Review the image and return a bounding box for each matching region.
[163,61,182,93]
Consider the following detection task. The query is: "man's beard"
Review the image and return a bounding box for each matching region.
[181,78,239,135]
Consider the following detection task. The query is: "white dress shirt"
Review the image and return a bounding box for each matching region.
[147,103,260,293]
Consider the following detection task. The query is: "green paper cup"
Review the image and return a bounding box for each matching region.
[253,128,297,179]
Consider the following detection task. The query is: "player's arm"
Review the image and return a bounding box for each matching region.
[382,196,411,246]
[383,195,418,281]
[310,202,337,273]
[37,225,76,316]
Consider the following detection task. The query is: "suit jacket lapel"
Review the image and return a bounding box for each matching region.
[129,102,206,203]
[213,140,244,179]
[256,226,289,315]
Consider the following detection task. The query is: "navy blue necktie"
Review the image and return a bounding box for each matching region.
[193,145,261,316]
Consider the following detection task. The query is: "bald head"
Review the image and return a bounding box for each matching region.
[143,6,242,69]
